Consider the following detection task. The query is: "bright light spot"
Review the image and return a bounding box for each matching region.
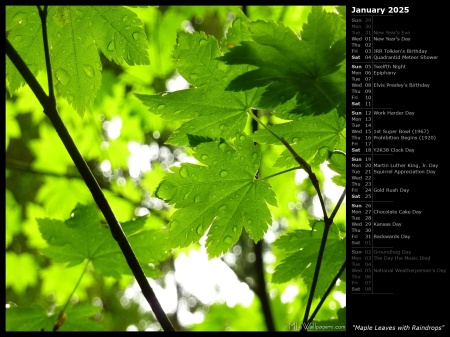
[281,285,299,303]
[126,325,138,331]
[135,207,149,217]
[333,291,346,307]
[295,169,308,184]
[264,228,277,244]
[312,195,323,218]
[177,301,205,327]
[103,116,122,140]
[166,71,190,92]
[145,323,162,331]
[311,162,346,218]
[174,248,254,308]
[181,20,195,33]
[321,162,346,205]
[263,251,276,264]
[129,273,178,316]
[141,273,178,315]
[128,142,152,179]
[153,131,160,139]
[100,160,111,173]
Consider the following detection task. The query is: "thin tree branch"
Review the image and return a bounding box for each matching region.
[37,6,56,108]
[254,240,275,331]
[301,187,347,330]
[250,108,275,331]
[305,260,346,328]
[5,37,175,331]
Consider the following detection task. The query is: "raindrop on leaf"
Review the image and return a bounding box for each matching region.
[179,165,189,178]
[83,64,95,78]
[55,68,70,85]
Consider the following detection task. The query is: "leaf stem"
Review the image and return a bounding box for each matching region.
[5,37,175,332]
[258,166,302,181]
[37,5,56,108]
[61,260,91,314]
[247,110,282,142]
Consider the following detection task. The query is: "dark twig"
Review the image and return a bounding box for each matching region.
[6,36,175,332]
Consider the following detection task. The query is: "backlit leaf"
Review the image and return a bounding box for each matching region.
[155,133,277,258]
[272,221,345,300]
[38,203,168,278]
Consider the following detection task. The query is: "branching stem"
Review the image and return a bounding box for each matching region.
[5,33,175,332]
[248,109,347,329]
[258,166,302,181]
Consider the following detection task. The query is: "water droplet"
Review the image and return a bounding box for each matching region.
[239,135,246,141]
[194,195,201,203]
[157,104,166,110]
[219,143,227,151]
[219,205,227,212]
[83,64,95,78]
[13,12,26,25]
[122,15,129,22]
[196,224,203,236]
[190,73,199,81]
[292,137,299,143]
[179,165,189,178]
[224,236,233,244]
[183,191,191,200]
[201,154,208,160]
[219,124,226,131]
[132,32,140,40]
[247,219,253,225]
[220,170,228,178]
[198,38,208,46]
[55,68,70,85]
[232,226,238,233]
[107,40,115,51]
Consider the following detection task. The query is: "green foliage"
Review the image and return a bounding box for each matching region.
[155,134,277,258]
[6,5,346,332]
[252,110,346,169]
[135,19,266,147]
[219,6,346,116]
[38,203,168,278]
[6,6,150,115]
[272,221,345,298]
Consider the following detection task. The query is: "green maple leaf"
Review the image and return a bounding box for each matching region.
[272,221,345,299]
[327,150,346,187]
[155,133,277,258]
[38,203,167,278]
[253,110,346,168]
[135,16,266,147]
[6,6,149,116]
[6,304,102,331]
[218,6,346,117]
